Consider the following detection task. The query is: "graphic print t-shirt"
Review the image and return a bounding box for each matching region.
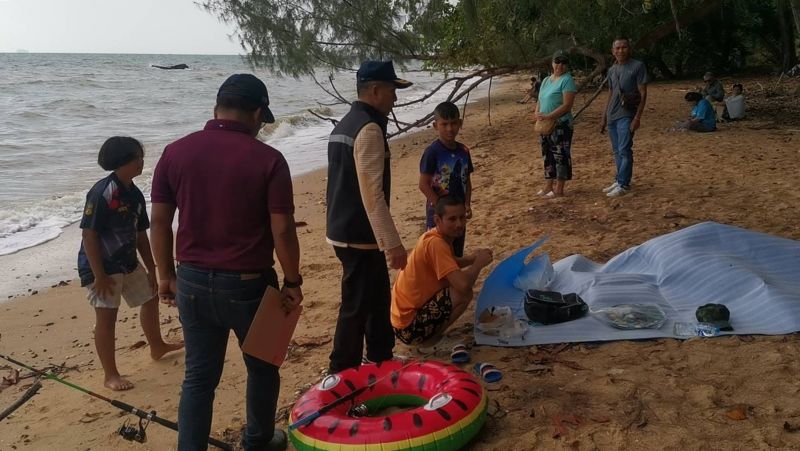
[420,139,474,203]
[77,173,149,286]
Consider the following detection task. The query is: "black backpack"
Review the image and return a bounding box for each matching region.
[524,290,588,324]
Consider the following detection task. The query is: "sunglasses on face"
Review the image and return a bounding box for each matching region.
[553,58,568,64]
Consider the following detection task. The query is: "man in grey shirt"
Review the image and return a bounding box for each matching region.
[600,37,648,197]
[702,72,725,103]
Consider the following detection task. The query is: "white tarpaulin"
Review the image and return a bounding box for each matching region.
[474,222,800,346]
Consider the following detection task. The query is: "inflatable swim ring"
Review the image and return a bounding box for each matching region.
[289,359,487,450]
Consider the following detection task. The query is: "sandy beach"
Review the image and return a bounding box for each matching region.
[2,75,800,450]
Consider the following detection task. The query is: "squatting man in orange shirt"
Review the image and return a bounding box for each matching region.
[390,195,493,347]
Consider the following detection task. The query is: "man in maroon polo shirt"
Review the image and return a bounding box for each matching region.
[150,74,302,451]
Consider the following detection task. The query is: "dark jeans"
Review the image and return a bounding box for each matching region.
[329,247,394,373]
[176,264,280,451]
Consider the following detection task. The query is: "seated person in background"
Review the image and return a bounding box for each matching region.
[517,76,541,104]
[680,91,716,132]
[701,71,725,103]
[391,196,493,347]
[722,83,745,121]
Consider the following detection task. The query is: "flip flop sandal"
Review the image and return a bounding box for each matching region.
[450,344,470,364]
[474,362,502,383]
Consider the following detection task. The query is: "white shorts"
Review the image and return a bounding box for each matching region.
[86,265,154,309]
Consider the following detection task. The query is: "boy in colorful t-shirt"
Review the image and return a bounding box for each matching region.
[419,101,474,257]
[77,136,182,391]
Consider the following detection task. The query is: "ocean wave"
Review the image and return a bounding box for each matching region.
[14,79,47,86]
[18,111,48,119]
[258,111,328,141]
[0,192,85,256]
[42,98,98,110]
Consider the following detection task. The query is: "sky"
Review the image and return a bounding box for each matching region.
[0,0,243,54]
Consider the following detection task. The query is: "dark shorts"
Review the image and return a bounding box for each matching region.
[394,289,453,345]
[689,121,715,132]
[540,123,573,180]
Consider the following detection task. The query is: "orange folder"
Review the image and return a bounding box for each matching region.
[242,286,302,367]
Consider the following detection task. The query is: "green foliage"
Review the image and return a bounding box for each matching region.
[204,0,797,77]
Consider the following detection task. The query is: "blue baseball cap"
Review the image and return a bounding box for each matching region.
[217,74,275,124]
[356,60,412,89]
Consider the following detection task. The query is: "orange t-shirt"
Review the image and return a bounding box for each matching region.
[391,229,460,328]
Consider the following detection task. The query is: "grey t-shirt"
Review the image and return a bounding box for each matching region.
[607,59,648,122]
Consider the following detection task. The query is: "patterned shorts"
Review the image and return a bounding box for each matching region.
[540,123,573,180]
[394,289,453,345]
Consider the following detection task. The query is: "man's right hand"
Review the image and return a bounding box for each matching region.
[386,245,408,270]
[158,275,177,307]
[93,274,116,300]
[599,118,607,134]
[281,286,303,313]
[474,248,493,267]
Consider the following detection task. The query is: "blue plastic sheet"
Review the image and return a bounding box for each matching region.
[474,222,800,346]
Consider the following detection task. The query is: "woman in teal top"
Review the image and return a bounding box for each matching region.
[534,50,577,197]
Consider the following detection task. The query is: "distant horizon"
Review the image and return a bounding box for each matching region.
[2,50,244,56]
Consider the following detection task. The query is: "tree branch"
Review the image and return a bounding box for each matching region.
[0,379,42,422]
[635,0,722,49]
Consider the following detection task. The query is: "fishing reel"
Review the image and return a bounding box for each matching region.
[118,416,150,443]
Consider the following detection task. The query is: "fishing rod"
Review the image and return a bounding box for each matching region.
[289,359,416,430]
[0,354,232,451]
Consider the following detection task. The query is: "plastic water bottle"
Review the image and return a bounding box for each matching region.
[673,322,720,337]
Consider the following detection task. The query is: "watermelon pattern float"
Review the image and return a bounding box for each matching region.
[289,359,488,450]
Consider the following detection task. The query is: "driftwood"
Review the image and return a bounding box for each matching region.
[0,379,42,422]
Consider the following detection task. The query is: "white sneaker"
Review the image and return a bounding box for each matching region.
[606,186,629,197]
[602,182,619,193]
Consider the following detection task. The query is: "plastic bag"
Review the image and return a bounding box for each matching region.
[592,304,667,330]
[513,253,554,291]
[476,306,513,335]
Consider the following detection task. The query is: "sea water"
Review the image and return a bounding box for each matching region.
[0,53,488,298]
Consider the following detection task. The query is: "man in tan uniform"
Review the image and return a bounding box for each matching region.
[325,60,412,373]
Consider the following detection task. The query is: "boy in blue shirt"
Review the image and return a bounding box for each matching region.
[683,91,716,132]
[419,102,474,257]
[78,136,182,391]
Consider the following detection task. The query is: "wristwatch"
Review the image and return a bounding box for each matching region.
[283,275,303,288]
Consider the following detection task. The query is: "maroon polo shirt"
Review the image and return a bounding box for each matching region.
[151,119,294,271]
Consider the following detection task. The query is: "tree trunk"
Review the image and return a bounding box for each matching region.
[635,0,722,49]
[778,0,798,72]
[653,54,676,79]
[791,0,800,36]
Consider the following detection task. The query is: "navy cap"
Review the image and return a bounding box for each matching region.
[552,50,570,64]
[356,60,413,89]
[217,74,275,124]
